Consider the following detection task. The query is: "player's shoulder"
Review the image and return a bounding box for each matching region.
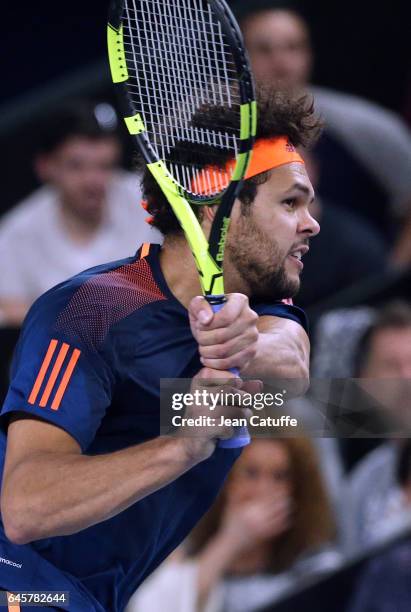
[25,244,167,350]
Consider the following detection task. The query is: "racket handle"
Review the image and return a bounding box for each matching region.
[206,296,250,449]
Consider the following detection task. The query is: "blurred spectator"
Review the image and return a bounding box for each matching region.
[126,438,341,612]
[302,306,380,476]
[311,307,377,382]
[341,301,411,553]
[297,151,388,308]
[0,100,161,325]
[239,3,411,263]
[296,302,411,546]
[346,441,411,612]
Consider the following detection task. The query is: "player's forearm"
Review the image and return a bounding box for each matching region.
[243,317,310,388]
[2,436,208,545]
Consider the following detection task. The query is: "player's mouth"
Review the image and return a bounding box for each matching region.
[287,245,309,270]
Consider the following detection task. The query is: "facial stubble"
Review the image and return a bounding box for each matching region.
[225,214,301,301]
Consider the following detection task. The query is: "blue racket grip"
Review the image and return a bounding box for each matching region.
[207,296,250,449]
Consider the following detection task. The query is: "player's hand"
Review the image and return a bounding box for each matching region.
[178,367,261,462]
[188,294,259,372]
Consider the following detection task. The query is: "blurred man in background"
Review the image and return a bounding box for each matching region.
[239,2,411,264]
[342,301,411,553]
[347,440,411,612]
[0,100,161,325]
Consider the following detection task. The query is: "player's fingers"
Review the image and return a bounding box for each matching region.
[194,324,238,346]
[198,328,259,360]
[198,294,255,331]
[200,344,258,371]
[241,379,264,394]
[188,296,214,326]
[215,407,253,439]
[194,314,259,346]
[217,405,253,419]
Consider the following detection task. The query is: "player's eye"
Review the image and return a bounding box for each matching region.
[282,198,297,209]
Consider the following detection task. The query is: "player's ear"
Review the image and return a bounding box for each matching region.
[202,205,218,224]
[199,205,217,239]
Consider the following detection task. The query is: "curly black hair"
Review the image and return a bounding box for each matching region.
[140,88,322,235]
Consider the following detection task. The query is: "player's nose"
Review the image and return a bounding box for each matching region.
[308,213,320,237]
[298,207,320,237]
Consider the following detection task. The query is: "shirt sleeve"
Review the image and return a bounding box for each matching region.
[0,289,115,452]
[252,301,308,334]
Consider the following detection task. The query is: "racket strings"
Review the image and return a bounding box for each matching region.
[124,22,238,66]
[125,84,239,120]
[125,3,239,107]
[123,0,241,195]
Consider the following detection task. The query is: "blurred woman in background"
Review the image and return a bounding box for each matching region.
[127,437,341,612]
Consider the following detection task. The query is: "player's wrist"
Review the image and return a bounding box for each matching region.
[175,435,216,465]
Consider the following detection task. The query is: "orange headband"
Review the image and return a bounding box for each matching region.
[241,137,304,178]
[193,137,304,195]
[141,137,304,218]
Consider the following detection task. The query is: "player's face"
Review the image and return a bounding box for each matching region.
[226,162,319,300]
[242,10,312,89]
[36,136,121,224]
[226,440,292,504]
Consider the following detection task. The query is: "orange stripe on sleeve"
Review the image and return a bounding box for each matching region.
[39,343,70,408]
[140,243,150,259]
[51,348,81,411]
[28,339,58,405]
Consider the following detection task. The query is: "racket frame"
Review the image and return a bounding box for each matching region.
[108,0,256,448]
[107,0,256,298]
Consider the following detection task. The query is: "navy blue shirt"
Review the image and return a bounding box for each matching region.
[0,244,307,611]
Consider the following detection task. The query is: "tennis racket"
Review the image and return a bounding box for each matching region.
[107,0,256,448]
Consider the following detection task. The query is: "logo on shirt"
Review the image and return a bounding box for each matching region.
[28,339,81,410]
[0,556,22,569]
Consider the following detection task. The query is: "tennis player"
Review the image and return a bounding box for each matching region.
[0,92,320,611]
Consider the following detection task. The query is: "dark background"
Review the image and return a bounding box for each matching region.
[3,1,410,109]
[1,0,410,214]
